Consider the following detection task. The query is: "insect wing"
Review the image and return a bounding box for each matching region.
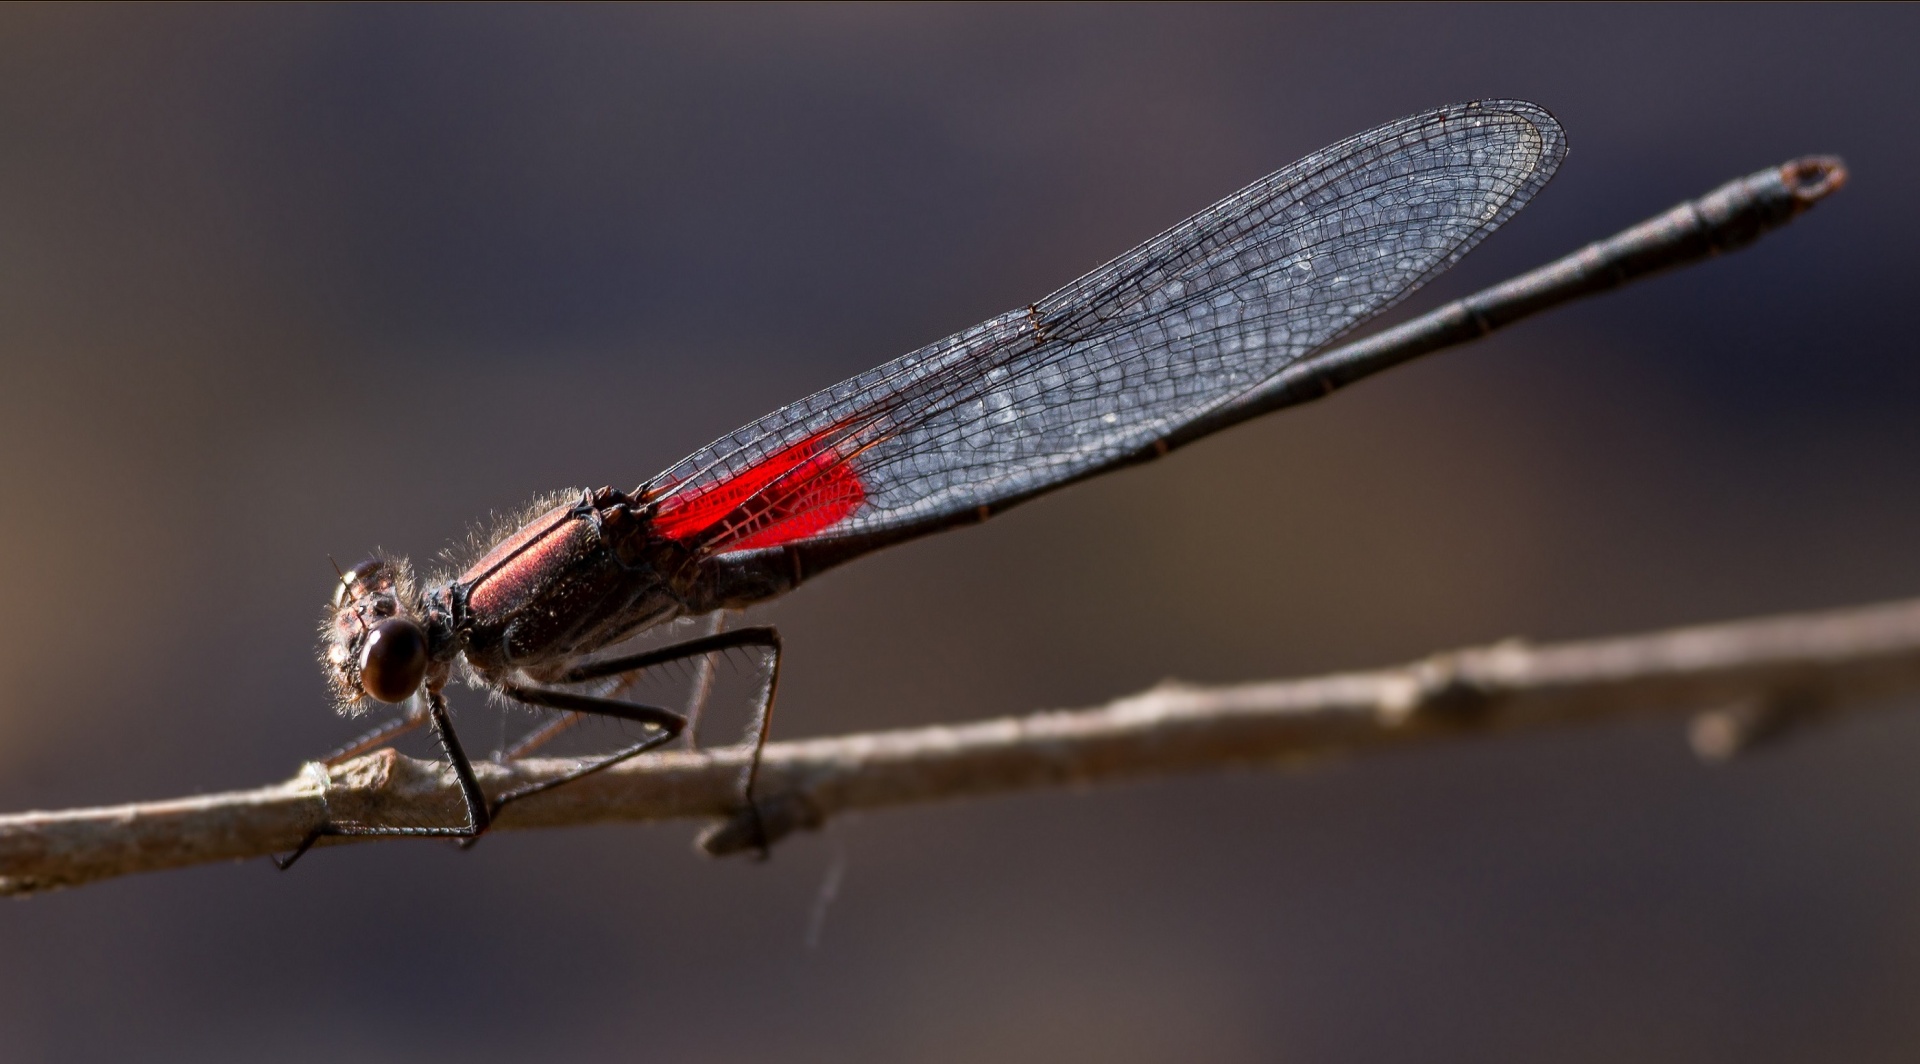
[649,100,1566,561]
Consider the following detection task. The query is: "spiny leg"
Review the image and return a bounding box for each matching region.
[274,691,491,870]
[492,614,725,763]
[475,626,783,852]
[561,625,783,855]
[483,684,686,820]
[321,701,431,764]
[682,610,731,748]
[497,614,732,762]
[489,638,697,765]
[501,709,585,760]
[460,663,696,849]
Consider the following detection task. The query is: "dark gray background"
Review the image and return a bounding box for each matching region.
[2,6,1916,1061]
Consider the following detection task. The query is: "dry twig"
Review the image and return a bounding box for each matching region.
[3,596,1918,897]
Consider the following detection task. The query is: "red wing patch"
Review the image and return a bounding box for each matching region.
[653,429,866,553]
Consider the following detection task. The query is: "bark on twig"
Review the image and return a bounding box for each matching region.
[5,596,1920,896]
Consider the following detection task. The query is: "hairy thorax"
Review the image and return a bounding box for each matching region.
[448,488,696,684]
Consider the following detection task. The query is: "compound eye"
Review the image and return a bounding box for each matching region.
[358,617,428,703]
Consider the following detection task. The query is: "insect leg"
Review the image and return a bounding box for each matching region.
[682,610,731,748]
[481,683,686,823]
[496,612,732,762]
[320,702,431,764]
[500,710,585,759]
[492,612,730,763]
[274,691,491,870]
[563,625,783,855]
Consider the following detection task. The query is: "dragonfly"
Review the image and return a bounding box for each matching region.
[281,99,1845,867]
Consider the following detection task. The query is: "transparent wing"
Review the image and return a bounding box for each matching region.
[646,100,1566,560]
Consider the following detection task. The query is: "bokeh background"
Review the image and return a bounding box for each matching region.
[1,5,1916,1061]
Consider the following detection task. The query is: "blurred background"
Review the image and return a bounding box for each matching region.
[1,5,1916,1061]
